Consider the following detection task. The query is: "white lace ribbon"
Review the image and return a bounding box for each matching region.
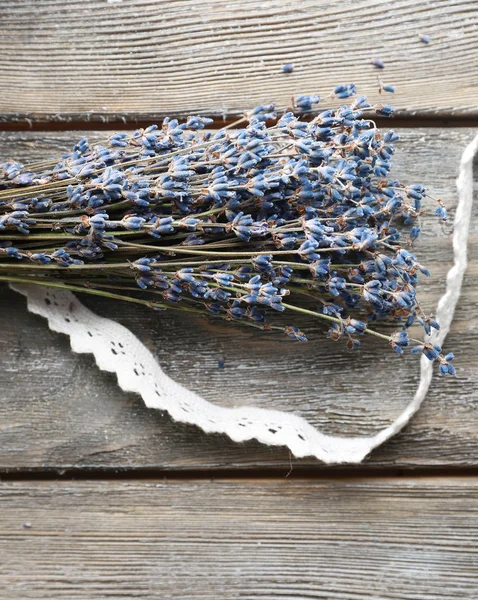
[10,134,478,463]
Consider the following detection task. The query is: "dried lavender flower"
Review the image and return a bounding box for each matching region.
[0,85,455,374]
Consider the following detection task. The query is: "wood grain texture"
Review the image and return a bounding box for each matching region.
[0,477,477,599]
[0,127,476,471]
[1,0,478,124]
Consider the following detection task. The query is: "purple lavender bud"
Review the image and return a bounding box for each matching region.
[186,116,214,130]
[178,217,200,232]
[252,254,273,273]
[383,129,400,143]
[213,272,234,286]
[285,326,307,342]
[5,247,21,259]
[333,83,356,98]
[375,104,395,117]
[435,206,448,221]
[121,216,145,231]
[371,58,385,69]
[30,253,51,264]
[293,94,320,111]
[410,226,421,240]
[382,84,396,93]
[176,268,195,282]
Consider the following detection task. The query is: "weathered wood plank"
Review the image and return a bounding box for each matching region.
[0,477,477,599]
[1,0,478,123]
[0,128,476,471]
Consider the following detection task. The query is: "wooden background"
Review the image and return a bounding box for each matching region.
[0,1,477,598]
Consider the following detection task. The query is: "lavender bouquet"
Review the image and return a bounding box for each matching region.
[0,85,455,375]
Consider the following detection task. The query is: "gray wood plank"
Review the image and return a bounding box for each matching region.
[1,0,477,123]
[0,128,477,471]
[0,477,477,599]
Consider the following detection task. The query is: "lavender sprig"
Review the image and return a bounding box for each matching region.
[0,87,454,374]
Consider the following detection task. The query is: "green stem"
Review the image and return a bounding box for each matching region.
[0,262,131,271]
[27,199,134,218]
[282,302,392,342]
[0,275,286,335]
[115,240,300,257]
[0,275,169,308]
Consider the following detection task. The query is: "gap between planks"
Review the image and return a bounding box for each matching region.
[1,115,478,133]
[3,465,478,482]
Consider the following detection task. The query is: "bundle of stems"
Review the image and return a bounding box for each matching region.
[0,86,455,375]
